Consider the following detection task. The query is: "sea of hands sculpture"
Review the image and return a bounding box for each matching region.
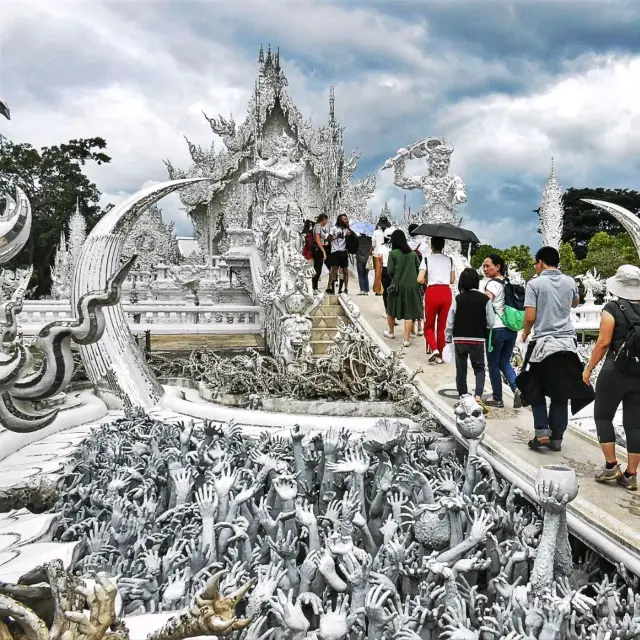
[29,410,638,640]
[0,187,137,432]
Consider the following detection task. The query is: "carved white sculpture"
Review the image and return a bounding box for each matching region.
[383,137,467,226]
[576,268,605,303]
[71,178,208,410]
[583,199,640,264]
[538,159,564,250]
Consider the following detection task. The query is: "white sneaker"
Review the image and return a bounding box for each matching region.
[428,351,440,364]
[384,330,395,339]
[402,340,411,347]
[410,332,418,338]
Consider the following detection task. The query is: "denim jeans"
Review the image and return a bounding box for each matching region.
[531,399,569,441]
[356,261,370,292]
[486,327,517,401]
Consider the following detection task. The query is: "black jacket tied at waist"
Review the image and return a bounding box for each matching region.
[515,340,594,414]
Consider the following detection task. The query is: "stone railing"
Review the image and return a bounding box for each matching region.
[18,301,263,335]
[571,302,602,331]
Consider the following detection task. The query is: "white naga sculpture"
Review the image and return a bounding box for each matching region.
[538,159,564,250]
[71,178,209,410]
[383,137,467,226]
[0,187,135,431]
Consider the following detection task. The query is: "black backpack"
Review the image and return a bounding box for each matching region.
[613,301,640,375]
[346,232,359,255]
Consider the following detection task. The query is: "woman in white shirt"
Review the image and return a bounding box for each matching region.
[482,253,522,409]
[417,236,455,363]
[372,216,391,295]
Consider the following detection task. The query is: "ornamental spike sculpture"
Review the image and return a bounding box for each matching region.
[538,159,564,250]
[582,199,640,263]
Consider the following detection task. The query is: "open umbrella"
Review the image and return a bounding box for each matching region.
[409,222,479,244]
[350,222,375,236]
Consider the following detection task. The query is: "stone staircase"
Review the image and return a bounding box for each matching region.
[310,295,350,356]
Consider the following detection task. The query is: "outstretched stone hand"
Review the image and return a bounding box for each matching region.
[269,588,310,635]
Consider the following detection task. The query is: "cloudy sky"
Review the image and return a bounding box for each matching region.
[2,0,639,248]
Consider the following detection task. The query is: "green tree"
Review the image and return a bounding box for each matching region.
[579,231,638,279]
[503,245,533,273]
[0,137,111,296]
[559,242,580,277]
[470,244,501,270]
[561,187,640,254]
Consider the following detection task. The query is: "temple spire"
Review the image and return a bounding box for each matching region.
[329,86,335,124]
[538,158,564,250]
[258,44,264,64]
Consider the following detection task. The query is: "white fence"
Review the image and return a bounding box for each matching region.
[19,301,264,336]
[571,303,602,331]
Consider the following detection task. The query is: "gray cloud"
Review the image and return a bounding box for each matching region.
[1,0,638,246]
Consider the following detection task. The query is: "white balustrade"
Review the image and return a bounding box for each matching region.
[571,302,602,331]
[18,301,263,336]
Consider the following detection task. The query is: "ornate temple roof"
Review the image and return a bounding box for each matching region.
[165,45,374,220]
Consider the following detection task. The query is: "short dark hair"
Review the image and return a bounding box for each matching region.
[431,236,445,251]
[408,223,419,235]
[390,229,411,254]
[316,213,328,223]
[377,216,390,231]
[486,253,506,276]
[535,246,560,268]
[458,267,480,292]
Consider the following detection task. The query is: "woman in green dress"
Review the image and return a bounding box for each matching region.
[384,229,423,346]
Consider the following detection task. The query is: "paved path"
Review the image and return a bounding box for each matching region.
[348,288,640,572]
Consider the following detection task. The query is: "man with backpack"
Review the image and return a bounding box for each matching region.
[517,246,594,452]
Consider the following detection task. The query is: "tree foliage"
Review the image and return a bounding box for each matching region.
[560,232,638,280]
[561,187,640,255]
[0,137,111,296]
[471,243,533,278]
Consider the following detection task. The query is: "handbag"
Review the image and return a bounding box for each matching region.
[365,255,374,270]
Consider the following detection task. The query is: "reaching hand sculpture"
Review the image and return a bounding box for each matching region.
[50,412,634,640]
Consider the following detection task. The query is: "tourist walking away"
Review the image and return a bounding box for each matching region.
[446,268,494,412]
[326,214,353,294]
[584,265,640,491]
[482,254,523,409]
[355,231,373,295]
[518,246,594,452]
[312,213,330,291]
[408,224,425,337]
[418,236,455,363]
[384,229,422,346]
[372,216,391,295]
[379,234,392,317]
[302,219,315,263]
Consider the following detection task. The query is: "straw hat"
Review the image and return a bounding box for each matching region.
[607,265,640,300]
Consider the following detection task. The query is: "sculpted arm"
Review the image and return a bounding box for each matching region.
[393,158,423,190]
[451,175,467,204]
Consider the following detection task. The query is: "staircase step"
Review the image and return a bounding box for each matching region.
[311,340,336,356]
[311,328,338,342]
[311,315,343,329]
[311,305,345,318]
[320,295,340,306]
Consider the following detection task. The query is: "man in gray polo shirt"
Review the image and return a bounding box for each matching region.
[519,246,588,451]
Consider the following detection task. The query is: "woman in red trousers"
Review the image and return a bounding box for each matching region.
[417,236,455,363]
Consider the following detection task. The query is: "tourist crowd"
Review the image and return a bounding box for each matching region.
[305,214,639,493]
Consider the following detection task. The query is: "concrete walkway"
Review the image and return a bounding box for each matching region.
[347,288,640,573]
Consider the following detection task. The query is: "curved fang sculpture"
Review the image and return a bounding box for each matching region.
[582,199,640,261]
[0,187,32,263]
[0,256,137,432]
[71,178,209,410]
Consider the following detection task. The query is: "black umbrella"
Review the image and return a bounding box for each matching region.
[410,222,479,244]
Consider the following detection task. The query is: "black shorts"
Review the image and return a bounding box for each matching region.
[331,250,349,269]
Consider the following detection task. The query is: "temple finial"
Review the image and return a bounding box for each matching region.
[329,86,335,123]
[258,44,264,64]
